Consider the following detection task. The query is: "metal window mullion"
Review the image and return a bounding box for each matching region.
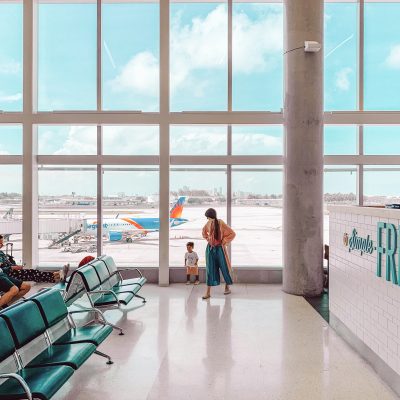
[358,0,364,206]
[357,125,364,206]
[227,0,232,257]
[97,126,103,257]
[159,0,170,286]
[97,0,102,112]
[228,0,232,112]
[227,127,232,259]
[22,0,38,267]
[358,0,364,113]
[96,0,103,257]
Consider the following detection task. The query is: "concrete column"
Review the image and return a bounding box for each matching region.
[283,0,324,296]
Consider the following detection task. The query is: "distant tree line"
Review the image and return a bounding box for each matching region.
[324,193,356,202]
[0,192,21,199]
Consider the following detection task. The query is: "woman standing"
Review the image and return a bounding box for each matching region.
[202,208,236,299]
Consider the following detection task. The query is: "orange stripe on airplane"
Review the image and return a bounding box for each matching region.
[121,218,147,233]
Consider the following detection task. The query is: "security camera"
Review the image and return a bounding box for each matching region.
[304,41,321,53]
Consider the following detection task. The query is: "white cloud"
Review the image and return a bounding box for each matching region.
[171,126,227,155]
[335,67,352,91]
[233,8,283,74]
[39,126,97,155]
[233,132,282,153]
[110,52,159,98]
[109,5,283,98]
[102,126,159,155]
[386,45,400,69]
[170,127,282,155]
[40,126,159,156]
[0,92,22,103]
[0,60,21,75]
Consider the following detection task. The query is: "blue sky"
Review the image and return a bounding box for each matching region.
[0,2,398,197]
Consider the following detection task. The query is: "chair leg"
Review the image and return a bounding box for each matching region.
[94,350,114,365]
[107,321,124,336]
[134,294,146,303]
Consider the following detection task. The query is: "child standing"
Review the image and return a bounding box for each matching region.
[185,242,199,285]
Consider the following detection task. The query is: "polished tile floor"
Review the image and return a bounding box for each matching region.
[38,284,398,400]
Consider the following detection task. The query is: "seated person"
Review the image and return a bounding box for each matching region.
[0,267,31,309]
[0,235,68,283]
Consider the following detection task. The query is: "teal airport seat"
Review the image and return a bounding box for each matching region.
[0,301,96,370]
[0,289,115,399]
[91,259,146,297]
[65,256,147,309]
[0,310,74,400]
[99,255,147,289]
[80,263,136,307]
[29,289,114,348]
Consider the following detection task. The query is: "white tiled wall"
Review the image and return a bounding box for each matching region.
[330,210,400,374]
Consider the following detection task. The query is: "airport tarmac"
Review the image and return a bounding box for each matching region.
[2,206,330,268]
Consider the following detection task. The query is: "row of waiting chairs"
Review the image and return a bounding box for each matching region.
[0,289,114,400]
[61,255,147,310]
[0,255,147,399]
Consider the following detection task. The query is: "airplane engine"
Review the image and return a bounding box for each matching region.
[109,231,123,241]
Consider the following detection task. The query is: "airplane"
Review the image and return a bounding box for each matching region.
[82,196,188,241]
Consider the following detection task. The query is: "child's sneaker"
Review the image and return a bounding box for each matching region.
[194,280,200,285]
[186,281,191,285]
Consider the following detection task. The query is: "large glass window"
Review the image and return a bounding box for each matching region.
[365,3,400,110]
[232,166,283,267]
[324,126,357,155]
[0,125,22,155]
[102,166,159,267]
[102,2,159,111]
[102,125,159,155]
[0,166,22,263]
[232,3,283,111]
[364,166,400,206]
[38,2,97,111]
[364,126,400,155]
[324,165,357,245]
[171,126,227,155]
[170,2,228,111]
[169,166,227,267]
[38,126,97,155]
[324,2,358,111]
[0,2,22,112]
[232,125,283,155]
[38,166,97,266]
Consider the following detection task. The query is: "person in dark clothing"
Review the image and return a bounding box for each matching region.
[0,271,31,309]
[0,235,66,283]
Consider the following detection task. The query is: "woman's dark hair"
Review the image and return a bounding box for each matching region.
[205,208,220,241]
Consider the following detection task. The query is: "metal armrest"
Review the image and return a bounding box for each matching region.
[0,373,32,400]
[69,308,108,324]
[89,289,120,303]
[111,268,144,279]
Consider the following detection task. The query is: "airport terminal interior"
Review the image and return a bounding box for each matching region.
[2,0,400,399]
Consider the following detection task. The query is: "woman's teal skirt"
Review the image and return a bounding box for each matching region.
[205,245,233,287]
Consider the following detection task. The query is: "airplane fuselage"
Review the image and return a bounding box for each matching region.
[84,217,188,237]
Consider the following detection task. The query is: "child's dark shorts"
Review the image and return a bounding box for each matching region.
[0,273,22,292]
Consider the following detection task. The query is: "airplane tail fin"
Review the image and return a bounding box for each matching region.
[170,196,186,219]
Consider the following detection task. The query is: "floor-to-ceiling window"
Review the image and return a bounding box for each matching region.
[1,0,400,278]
